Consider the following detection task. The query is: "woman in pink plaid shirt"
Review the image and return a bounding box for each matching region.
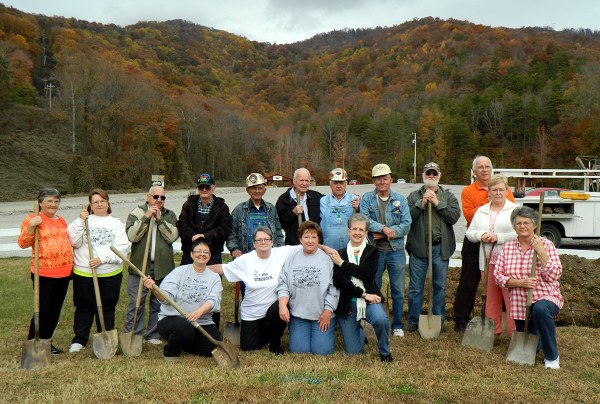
[494,206,563,369]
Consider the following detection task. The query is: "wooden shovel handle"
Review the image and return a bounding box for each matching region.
[33,201,41,339]
[524,194,545,330]
[85,216,109,333]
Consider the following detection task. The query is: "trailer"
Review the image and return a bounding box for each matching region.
[495,161,600,248]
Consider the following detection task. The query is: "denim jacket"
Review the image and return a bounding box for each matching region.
[360,190,412,251]
[226,199,284,253]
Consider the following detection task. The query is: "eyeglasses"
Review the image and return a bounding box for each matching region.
[198,185,212,191]
[424,170,439,177]
[91,200,107,206]
[150,195,166,201]
[192,249,210,255]
[254,238,272,243]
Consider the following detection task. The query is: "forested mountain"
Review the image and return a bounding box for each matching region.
[1,3,600,200]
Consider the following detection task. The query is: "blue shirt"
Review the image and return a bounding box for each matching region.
[320,192,357,249]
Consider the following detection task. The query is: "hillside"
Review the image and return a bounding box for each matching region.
[2,5,600,201]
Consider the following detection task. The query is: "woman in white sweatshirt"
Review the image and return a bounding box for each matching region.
[466,175,517,335]
[67,189,129,353]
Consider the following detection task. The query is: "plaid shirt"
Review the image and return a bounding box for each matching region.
[494,237,563,320]
[197,197,214,215]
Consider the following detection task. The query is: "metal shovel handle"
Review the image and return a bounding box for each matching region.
[110,246,221,346]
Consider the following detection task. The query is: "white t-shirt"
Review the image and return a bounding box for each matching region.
[223,245,301,321]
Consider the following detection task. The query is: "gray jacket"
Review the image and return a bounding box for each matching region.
[126,203,179,280]
[405,185,461,260]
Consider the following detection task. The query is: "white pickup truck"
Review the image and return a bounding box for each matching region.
[494,167,600,248]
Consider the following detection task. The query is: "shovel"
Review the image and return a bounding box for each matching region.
[506,194,544,365]
[85,217,118,360]
[462,242,497,351]
[110,246,240,369]
[20,201,51,370]
[419,203,442,339]
[120,217,154,357]
[224,282,241,347]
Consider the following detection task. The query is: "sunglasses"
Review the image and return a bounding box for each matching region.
[151,195,166,201]
[198,185,212,191]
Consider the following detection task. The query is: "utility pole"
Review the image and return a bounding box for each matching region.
[45,80,55,108]
[412,132,417,183]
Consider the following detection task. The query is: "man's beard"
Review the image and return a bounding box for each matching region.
[424,178,439,188]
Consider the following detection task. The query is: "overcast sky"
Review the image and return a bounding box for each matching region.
[4,0,600,44]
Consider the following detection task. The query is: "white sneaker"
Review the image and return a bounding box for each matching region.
[393,328,405,337]
[145,338,162,345]
[68,343,85,353]
[544,356,560,369]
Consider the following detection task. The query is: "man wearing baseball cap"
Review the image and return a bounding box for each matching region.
[177,173,232,266]
[320,168,361,249]
[360,163,411,337]
[227,173,284,257]
[405,162,461,333]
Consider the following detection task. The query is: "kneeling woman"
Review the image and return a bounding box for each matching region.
[494,206,563,369]
[277,221,339,355]
[143,238,222,359]
[322,213,392,362]
[210,227,301,354]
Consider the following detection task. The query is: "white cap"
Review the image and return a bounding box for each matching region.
[371,163,392,177]
[329,168,348,181]
[245,173,266,187]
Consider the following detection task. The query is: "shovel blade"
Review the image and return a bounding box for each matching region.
[20,338,51,370]
[506,331,538,365]
[93,329,119,360]
[119,331,143,357]
[418,313,442,340]
[461,317,495,351]
[223,322,241,347]
[211,339,240,370]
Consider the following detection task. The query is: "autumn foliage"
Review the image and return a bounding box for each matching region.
[2,4,600,197]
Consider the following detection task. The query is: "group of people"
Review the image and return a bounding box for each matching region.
[18,154,563,369]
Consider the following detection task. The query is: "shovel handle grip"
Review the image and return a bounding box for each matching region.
[110,246,221,346]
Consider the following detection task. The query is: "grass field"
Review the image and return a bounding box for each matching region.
[1,257,599,403]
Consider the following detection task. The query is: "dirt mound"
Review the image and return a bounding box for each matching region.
[445,254,600,328]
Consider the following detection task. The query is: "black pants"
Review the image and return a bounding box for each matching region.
[71,272,122,346]
[240,301,287,351]
[453,237,481,325]
[28,274,70,340]
[157,316,222,357]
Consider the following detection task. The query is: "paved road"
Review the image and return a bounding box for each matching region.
[1,183,598,259]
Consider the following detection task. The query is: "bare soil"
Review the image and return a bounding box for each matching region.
[445,255,600,328]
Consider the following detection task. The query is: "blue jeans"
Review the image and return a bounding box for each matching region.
[514,300,560,361]
[407,244,449,325]
[375,249,406,330]
[337,301,390,356]
[289,315,336,355]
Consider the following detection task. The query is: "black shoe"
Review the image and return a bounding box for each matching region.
[405,323,418,332]
[380,353,394,363]
[270,346,284,356]
[50,345,64,355]
[454,321,467,333]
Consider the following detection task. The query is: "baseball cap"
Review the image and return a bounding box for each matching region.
[371,163,392,177]
[245,173,266,187]
[196,173,215,186]
[329,168,348,181]
[422,162,441,173]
